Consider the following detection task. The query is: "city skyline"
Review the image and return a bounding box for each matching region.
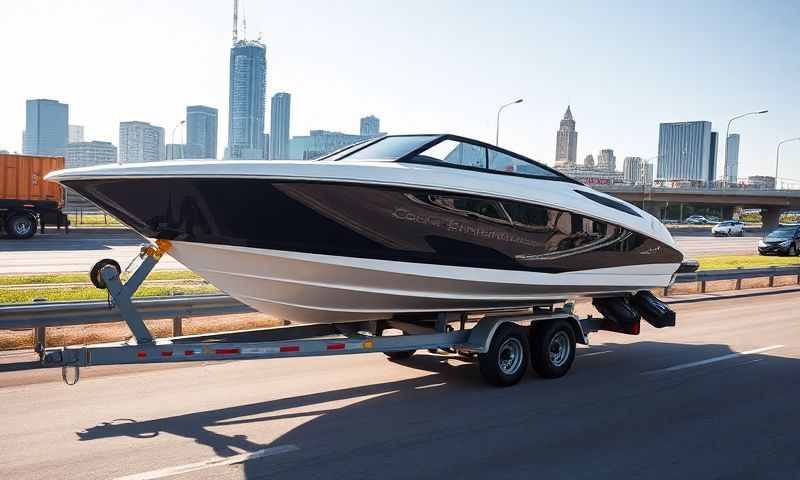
[1,1,798,177]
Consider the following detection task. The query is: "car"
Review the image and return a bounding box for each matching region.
[685,215,709,225]
[712,220,744,236]
[758,225,800,256]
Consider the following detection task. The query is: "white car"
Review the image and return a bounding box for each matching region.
[711,220,744,236]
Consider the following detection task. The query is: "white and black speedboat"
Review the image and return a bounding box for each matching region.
[46,134,692,324]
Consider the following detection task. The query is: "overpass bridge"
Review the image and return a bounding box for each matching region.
[595,185,800,229]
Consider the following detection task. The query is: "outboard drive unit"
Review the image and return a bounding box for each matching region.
[592,297,641,328]
[630,290,676,328]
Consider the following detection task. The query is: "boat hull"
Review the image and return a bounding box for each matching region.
[167,241,678,324]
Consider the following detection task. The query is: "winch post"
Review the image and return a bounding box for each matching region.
[101,240,172,345]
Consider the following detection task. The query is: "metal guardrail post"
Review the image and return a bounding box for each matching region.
[769,266,775,287]
[735,267,742,290]
[34,326,46,354]
[700,279,707,293]
[172,317,183,337]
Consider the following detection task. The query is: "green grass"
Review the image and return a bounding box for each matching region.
[698,255,800,271]
[0,270,200,286]
[0,284,219,304]
[67,213,122,226]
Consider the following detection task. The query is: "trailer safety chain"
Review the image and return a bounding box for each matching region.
[61,364,80,386]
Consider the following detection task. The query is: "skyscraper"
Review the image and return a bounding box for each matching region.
[269,92,291,160]
[597,149,616,171]
[725,133,740,183]
[186,105,218,159]
[119,121,165,163]
[709,131,718,184]
[165,144,185,160]
[23,99,68,156]
[583,154,595,168]
[657,121,713,182]
[65,141,117,208]
[226,39,267,160]
[68,125,85,143]
[623,156,642,184]
[554,105,578,168]
[360,115,380,137]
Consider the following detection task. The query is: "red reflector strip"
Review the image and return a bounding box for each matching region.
[327,343,346,350]
[280,346,299,353]
[161,351,173,357]
[137,352,147,358]
[184,350,195,356]
[214,348,240,355]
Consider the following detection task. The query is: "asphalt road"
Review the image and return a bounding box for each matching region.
[1,289,798,479]
[0,230,763,274]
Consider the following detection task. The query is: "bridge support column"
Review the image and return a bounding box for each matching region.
[761,207,782,231]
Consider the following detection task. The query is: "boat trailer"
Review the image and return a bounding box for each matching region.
[42,240,663,387]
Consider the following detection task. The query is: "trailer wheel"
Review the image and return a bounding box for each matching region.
[478,323,529,387]
[5,214,36,239]
[385,349,415,360]
[379,329,416,360]
[90,259,122,289]
[530,319,576,379]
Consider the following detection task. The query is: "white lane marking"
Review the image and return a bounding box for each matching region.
[642,345,783,375]
[113,444,299,480]
[578,350,612,357]
[415,382,447,390]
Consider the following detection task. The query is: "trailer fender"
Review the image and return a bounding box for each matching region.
[463,314,587,353]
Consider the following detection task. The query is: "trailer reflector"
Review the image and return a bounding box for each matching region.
[327,343,346,350]
[137,352,147,358]
[280,346,300,353]
[161,351,173,357]
[362,340,374,349]
[214,348,240,355]
[184,350,196,356]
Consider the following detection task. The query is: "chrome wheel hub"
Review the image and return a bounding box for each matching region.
[549,331,570,367]
[498,337,523,375]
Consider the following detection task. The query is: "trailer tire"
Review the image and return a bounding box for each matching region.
[385,350,415,360]
[478,323,529,387]
[530,319,576,379]
[5,213,37,239]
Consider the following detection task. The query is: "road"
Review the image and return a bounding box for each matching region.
[0,230,185,273]
[0,230,762,274]
[1,289,798,479]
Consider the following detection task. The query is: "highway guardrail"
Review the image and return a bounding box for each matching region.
[2,265,800,353]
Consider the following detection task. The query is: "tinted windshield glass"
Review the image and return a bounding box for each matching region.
[488,149,558,177]
[339,135,438,161]
[767,227,795,239]
[316,139,375,161]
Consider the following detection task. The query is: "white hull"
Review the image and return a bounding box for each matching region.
[168,241,679,324]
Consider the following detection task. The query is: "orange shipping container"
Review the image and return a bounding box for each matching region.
[0,154,65,207]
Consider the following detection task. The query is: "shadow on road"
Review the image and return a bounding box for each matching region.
[73,341,799,478]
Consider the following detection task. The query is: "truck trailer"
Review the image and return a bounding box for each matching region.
[0,153,69,239]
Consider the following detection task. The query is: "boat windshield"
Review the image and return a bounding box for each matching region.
[336,135,440,161]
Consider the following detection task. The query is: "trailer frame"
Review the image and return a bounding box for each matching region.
[42,240,637,387]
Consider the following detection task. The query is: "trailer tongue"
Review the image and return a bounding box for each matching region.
[43,240,677,387]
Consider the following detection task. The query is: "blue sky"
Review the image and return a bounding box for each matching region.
[1,0,798,179]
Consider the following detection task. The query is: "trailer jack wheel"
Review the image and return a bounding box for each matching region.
[478,323,529,387]
[530,319,576,379]
[90,259,122,289]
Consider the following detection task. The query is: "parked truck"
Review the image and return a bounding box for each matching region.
[0,153,69,239]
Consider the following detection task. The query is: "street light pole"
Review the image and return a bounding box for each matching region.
[640,155,658,209]
[722,109,768,184]
[170,120,186,160]
[775,137,800,189]
[495,99,523,146]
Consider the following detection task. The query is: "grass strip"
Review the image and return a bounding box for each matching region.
[698,255,800,271]
[0,284,219,304]
[0,270,200,286]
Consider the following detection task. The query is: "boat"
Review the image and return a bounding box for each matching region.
[45,134,690,324]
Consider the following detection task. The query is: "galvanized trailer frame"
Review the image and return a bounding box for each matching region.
[42,240,628,386]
